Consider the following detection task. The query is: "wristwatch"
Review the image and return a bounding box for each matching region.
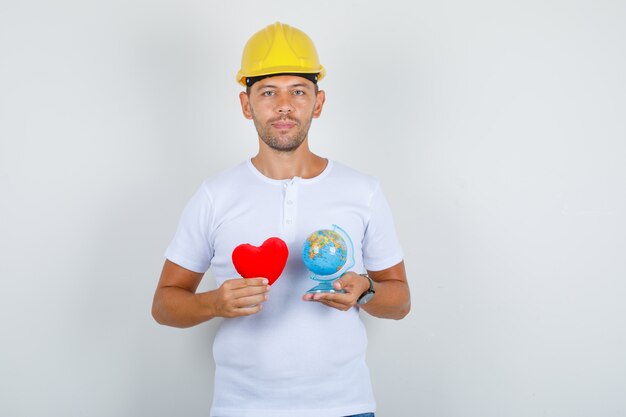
[356,273,376,305]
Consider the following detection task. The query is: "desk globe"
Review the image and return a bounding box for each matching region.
[302,224,355,293]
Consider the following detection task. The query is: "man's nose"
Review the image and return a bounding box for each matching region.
[276,94,293,113]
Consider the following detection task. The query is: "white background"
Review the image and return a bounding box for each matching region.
[1,1,625,416]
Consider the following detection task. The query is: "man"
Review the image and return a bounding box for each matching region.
[152,22,410,417]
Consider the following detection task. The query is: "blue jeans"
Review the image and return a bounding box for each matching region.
[345,414,375,417]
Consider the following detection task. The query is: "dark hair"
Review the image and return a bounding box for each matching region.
[245,73,320,95]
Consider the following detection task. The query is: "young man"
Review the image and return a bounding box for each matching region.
[152,22,410,417]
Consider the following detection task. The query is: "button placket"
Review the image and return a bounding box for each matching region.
[282,179,299,242]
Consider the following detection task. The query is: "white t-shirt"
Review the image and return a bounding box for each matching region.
[165,159,404,417]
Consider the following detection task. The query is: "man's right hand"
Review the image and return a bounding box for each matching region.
[152,260,270,328]
[213,277,270,318]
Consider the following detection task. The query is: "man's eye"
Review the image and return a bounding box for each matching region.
[262,91,275,96]
[292,90,305,96]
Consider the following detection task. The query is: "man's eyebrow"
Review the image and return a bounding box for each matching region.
[258,83,312,89]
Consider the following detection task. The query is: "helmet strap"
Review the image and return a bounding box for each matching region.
[246,73,319,88]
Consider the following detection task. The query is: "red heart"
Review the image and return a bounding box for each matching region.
[231,237,289,285]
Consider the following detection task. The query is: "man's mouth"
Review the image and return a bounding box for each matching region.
[272,121,296,129]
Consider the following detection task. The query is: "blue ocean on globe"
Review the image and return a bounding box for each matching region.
[302,229,348,276]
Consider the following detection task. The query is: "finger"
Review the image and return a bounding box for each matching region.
[334,273,364,292]
[225,278,269,289]
[333,278,356,293]
[333,279,346,291]
[302,292,333,302]
[232,284,271,299]
[312,293,353,308]
[244,277,270,286]
[312,292,352,304]
[316,298,351,311]
[223,278,252,290]
[232,292,269,308]
[230,303,263,317]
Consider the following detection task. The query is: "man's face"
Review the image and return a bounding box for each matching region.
[240,75,325,152]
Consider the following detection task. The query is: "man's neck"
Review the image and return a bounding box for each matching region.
[251,140,327,180]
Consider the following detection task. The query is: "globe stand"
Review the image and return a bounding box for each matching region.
[306,279,346,294]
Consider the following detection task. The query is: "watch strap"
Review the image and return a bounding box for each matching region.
[357,273,375,305]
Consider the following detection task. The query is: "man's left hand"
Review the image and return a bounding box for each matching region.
[302,272,370,311]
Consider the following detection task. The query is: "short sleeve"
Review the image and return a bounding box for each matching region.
[164,184,214,273]
[362,183,404,271]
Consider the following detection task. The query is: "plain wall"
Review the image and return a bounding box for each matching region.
[1,0,625,416]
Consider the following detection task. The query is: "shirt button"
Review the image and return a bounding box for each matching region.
[285,219,293,224]
[286,200,293,205]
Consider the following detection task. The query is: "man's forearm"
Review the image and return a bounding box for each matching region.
[152,287,217,328]
[360,279,411,320]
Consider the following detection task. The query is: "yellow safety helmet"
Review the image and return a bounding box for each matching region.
[236,22,326,86]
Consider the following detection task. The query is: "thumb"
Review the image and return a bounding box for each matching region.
[333,273,356,291]
[333,278,344,291]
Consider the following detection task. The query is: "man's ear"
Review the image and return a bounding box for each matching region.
[239,91,253,120]
[312,90,326,119]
